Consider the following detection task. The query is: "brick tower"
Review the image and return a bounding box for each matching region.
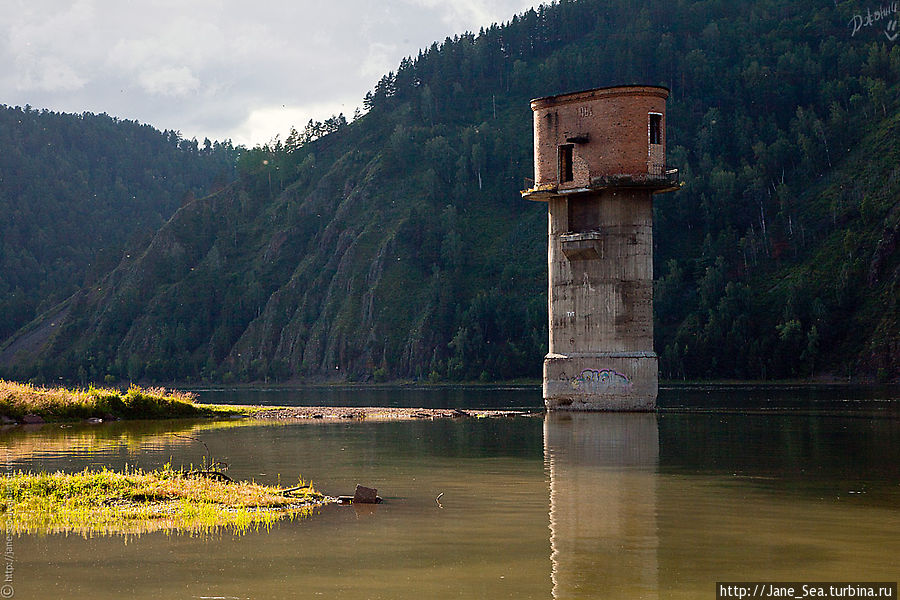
[522,85,678,411]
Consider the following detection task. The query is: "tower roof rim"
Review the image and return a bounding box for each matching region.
[530,85,669,110]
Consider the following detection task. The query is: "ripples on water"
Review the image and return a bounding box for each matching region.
[1,386,898,599]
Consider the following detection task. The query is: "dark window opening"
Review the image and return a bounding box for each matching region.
[558,144,574,183]
[649,113,662,145]
[567,197,600,233]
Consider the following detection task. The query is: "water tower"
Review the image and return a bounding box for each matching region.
[522,85,678,411]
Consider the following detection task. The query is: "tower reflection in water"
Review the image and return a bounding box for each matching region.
[544,412,659,599]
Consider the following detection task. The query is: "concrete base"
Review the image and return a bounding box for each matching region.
[543,352,658,411]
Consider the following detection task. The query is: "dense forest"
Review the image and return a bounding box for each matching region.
[0,106,238,342]
[1,0,897,384]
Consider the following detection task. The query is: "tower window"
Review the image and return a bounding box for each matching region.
[558,144,574,183]
[567,197,600,233]
[649,113,662,145]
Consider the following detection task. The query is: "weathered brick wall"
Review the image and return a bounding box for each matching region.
[531,86,668,188]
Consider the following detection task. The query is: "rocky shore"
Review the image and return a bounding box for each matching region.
[244,406,540,421]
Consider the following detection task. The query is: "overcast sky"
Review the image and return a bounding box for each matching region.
[1,0,542,147]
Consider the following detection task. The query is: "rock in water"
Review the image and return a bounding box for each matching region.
[353,484,381,504]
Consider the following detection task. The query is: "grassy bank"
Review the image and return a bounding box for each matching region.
[0,467,325,536]
[0,379,242,422]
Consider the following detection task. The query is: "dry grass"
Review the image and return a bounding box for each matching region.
[0,380,239,421]
[0,467,326,536]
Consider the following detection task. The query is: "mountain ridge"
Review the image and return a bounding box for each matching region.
[1,0,898,384]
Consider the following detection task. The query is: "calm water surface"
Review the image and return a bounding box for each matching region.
[2,387,898,599]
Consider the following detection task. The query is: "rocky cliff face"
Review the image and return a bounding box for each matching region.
[2,124,546,383]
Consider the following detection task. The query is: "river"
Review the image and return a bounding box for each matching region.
[2,385,898,599]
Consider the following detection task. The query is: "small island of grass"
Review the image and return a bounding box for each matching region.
[1,467,326,536]
[0,379,243,423]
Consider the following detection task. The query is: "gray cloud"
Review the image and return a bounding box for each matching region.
[1,0,540,146]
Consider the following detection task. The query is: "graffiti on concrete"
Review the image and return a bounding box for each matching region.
[570,369,632,393]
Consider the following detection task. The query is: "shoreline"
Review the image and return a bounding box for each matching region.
[232,405,541,421]
[2,378,897,425]
[179,379,895,394]
[0,379,542,425]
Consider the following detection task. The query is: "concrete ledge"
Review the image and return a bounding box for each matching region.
[560,231,604,261]
[543,353,658,411]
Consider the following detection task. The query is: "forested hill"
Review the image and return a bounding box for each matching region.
[0,106,238,342]
[2,0,898,384]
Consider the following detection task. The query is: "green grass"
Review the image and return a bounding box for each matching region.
[0,467,325,536]
[0,379,244,421]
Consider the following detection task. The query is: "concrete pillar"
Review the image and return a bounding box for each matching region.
[523,85,678,411]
